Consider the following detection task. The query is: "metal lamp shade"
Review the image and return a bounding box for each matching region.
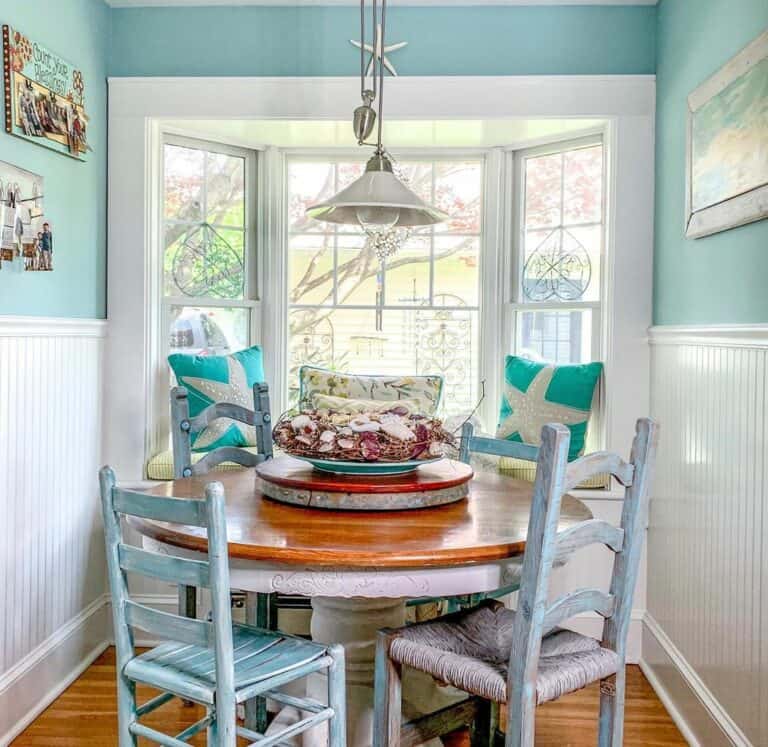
[306,156,449,227]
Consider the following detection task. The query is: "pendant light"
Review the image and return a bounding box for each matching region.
[305,0,448,257]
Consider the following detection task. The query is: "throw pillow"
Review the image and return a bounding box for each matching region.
[496,355,602,461]
[168,345,265,451]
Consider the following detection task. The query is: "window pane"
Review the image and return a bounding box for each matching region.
[169,305,249,357]
[164,145,204,222]
[522,143,603,303]
[288,306,478,414]
[206,152,245,227]
[288,161,336,233]
[289,234,335,305]
[164,224,245,300]
[563,145,602,225]
[434,236,480,307]
[385,236,430,306]
[337,235,381,306]
[434,161,483,233]
[516,309,592,365]
[525,153,562,229]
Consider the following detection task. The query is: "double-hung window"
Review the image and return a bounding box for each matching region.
[286,155,483,415]
[510,137,604,366]
[162,136,257,360]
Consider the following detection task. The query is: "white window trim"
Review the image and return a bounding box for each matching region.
[153,133,259,447]
[105,75,654,496]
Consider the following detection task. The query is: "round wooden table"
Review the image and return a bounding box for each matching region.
[132,458,591,746]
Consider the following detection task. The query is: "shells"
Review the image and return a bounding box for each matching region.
[380,420,416,441]
[274,408,454,463]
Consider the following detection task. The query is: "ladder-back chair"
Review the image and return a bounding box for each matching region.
[373,417,658,746]
[100,467,346,746]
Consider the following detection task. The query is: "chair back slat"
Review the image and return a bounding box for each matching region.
[190,402,260,431]
[554,519,624,558]
[125,600,213,647]
[100,467,235,690]
[542,589,615,637]
[459,422,540,464]
[118,543,211,588]
[113,487,208,527]
[170,383,273,479]
[563,451,634,494]
[191,447,263,477]
[506,418,658,743]
[602,418,659,658]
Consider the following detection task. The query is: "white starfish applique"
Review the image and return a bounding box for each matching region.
[350,24,408,77]
[497,366,588,444]
[181,358,256,449]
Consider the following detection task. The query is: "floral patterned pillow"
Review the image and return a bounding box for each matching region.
[298,366,443,416]
[312,394,423,415]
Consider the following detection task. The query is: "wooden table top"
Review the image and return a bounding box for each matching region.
[132,462,591,569]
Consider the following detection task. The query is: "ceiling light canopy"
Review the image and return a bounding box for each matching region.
[305,0,448,253]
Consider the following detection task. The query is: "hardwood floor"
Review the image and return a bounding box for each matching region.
[13,647,685,746]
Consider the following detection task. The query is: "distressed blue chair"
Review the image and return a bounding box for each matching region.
[100,466,346,746]
[373,418,658,747]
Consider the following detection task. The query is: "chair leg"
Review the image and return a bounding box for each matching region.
[178,584,197,708]
[116,674,137,747]
[327,643,347,747]
[212,695,238,747]
[244,591,271,733]
[206,706,218,744]
[598,667,626,747]
[471,699,500,747]
[373,630,402,747]
[504,690,536,747]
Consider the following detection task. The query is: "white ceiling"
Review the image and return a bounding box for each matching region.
[107,0,657,7]
[160,117,606,148]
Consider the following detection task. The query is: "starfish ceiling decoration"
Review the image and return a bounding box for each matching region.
[350,24,408,77]
[497,366,588,444]
[180,358,256,450]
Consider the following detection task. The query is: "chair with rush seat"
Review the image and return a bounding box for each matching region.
[373,418,658,746]
[100,466,346,746]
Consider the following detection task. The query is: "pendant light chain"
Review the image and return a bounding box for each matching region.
[376,0,386,153]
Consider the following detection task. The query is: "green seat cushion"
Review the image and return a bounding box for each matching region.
[168,346,265,452]
[497,356,603,462]
[146,448,262,481]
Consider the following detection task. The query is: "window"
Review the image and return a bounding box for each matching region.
[162,137,256,359]
[511,139,604,365]
[285,156,483,415]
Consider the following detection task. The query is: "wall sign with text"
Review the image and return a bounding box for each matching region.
[2,24,90,161]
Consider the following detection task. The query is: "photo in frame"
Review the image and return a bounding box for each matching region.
[0,160,54,272]
[686,29,768,238]
[2,24,90,160]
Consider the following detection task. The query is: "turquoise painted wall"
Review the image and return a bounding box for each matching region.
[654,0,768,324]
[0,0,110,318]
[109,5,656,77]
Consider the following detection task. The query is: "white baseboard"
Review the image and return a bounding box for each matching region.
[641,613,750,747]
[0,595,111,746]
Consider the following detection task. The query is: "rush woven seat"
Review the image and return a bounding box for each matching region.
[389,599,618,705]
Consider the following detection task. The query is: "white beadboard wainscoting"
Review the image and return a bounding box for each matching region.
[645,325,768,747]
[0,317,109,745]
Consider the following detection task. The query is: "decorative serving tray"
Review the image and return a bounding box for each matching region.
[292,455,442,475]
[257,456,473,511]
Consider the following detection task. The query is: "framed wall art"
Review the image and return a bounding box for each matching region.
[0,160,54,272]
[2,24,90,161]
[686,29,768,239]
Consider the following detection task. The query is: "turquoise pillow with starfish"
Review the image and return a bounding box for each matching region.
[168,346,265,452]
[497,355,603,461]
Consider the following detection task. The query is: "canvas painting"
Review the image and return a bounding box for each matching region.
[2,25,90,160]
[0,160,54,272]
[686,29,768,238]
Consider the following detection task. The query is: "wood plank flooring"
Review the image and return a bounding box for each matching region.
[13,647,685,746]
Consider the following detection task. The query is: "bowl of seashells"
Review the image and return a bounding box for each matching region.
[272,407,455,475]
